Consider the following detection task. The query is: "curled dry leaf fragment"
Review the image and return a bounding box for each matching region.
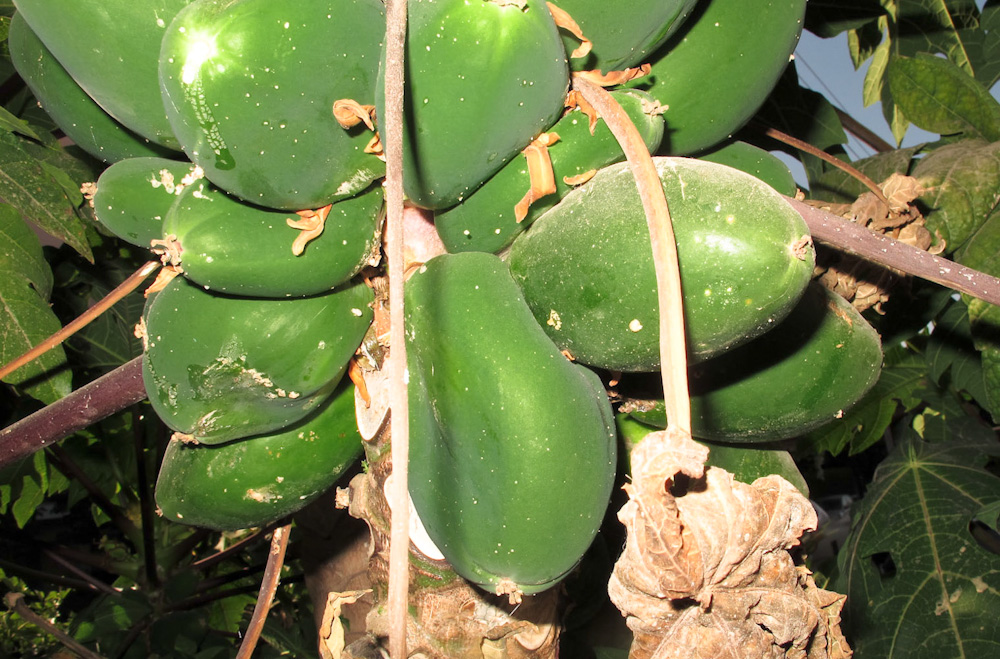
[143,264,181,297]
[608,429,852,659]
[287,204,332,256]
[574,64,651,88]
[333,98,377,131]
[546,2,592,59]
[565,89,600,134]
[515,132,560,222]
[563,169,596,186]
[319,589,372,659]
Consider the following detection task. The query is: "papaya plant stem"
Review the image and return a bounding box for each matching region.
[788,197,1000,306]
[131,408,159,589]
[0,357,146,469]
[383,1,410,657]
[3,593,107,659]
[570,74,691,435]
[760,124,890,206]
[0,261,159,382]
[235,523,291,659]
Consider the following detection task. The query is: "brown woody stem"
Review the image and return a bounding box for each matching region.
[235,524,292,659]
[4,593,106,659]
[570,74,691,435]
[382,1,410,658]
[761,125,890,206]
[0,356,146,469]
[834,107,894,154]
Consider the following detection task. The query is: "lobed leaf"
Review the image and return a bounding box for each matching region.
[835,418,1000,658]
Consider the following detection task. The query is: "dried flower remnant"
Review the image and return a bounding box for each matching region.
[287,204,332,256]
[608,429,851,659]
[515,132,561,222]
[547,2,592,58]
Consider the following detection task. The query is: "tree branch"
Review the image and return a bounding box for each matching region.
[0,357,146,469]
[235,524,292,659]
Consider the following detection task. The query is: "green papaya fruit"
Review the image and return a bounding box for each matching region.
[13,0,192,149]
[627,0,806,155]
[7,13,179,164]
[625,283,883,442]
[434,88,664,254]
[160,180,382,297]
[406,252,616,596]
[547,0,699,73]
[155,380,362,531]
[507,157,815,372]
[159,0,386,210]
[142,276,372,444]
[376,0,569,210]
[697,140,798,197]
[92,157,203,248]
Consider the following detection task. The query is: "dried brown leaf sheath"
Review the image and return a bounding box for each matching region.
[609,430,851,659]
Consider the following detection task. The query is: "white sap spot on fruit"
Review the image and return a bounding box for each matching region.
[547,310,562,330]
[351,308,363,317]
[628,319,643,332]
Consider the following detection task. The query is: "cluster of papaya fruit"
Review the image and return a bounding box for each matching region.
[10,0,883,599]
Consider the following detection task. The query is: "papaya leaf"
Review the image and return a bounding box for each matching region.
[835,417,1000,659]
[925,297,990,407]
[0,203,69,404]
[912,138,1000,248]
[888,53,1000,140]
[964,1,1000,89]
[894,0,979,74]
[0,105,40,141]
[0,130,92,260]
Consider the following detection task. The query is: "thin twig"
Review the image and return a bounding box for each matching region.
[761,124,890,206]
[788,197,1000,306]
[0,261,158,381]
[0,357,146,469]
[42,548,121,597]
[4,592,107,659]
[0,557,103,592]
[235,524,292,659]
[383,1,410,658]
[191,523,281,572]
[570,74,691,435]
[132,408,159,588]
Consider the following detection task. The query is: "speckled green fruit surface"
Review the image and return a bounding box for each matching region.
[8,13,179,164]
[697,140,798,197]
[628,0,806,155]
[155,381,362,531]
[405,252,616,596]
[93,157,202,248]
[161,180,381,297]
[142,276,372,444]
[627,284,884,442]
[508,157,815,372]
[547,0,699,73]
[377,0,568,210]
[435,88,663,254]
[159,0,386,210]
[13,0,191,149]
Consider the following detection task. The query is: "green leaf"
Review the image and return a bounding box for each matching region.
[11,473,42,529]
[0,204,70,403]
[806,0,887,38]
[925,297,990,406]
[894,0,979,74]
[0,105,41,141]
[0,131,92,260]
[835,419,1000,659]
[913,138,1000,248]
[698,440,809,497]
[888,53,1000,140]
[964,1,1000,89]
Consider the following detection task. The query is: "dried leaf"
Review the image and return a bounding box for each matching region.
[546,2,592,59]
[609,430,850,658]
[574,64,651,88]
[515,132,560,222]
[320,590,371,659]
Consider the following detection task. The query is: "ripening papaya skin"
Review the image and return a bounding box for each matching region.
[627,0,806,155]
[92,157,203,248]
[142,276,372,444]
[155,380,362,531]
[434,88,664,254]
[160,180,382,297]
[405,252,617,596]
[7,13,179,164]
[376,0,569,210]
[507,157,815,372]
[625,283,884,442]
